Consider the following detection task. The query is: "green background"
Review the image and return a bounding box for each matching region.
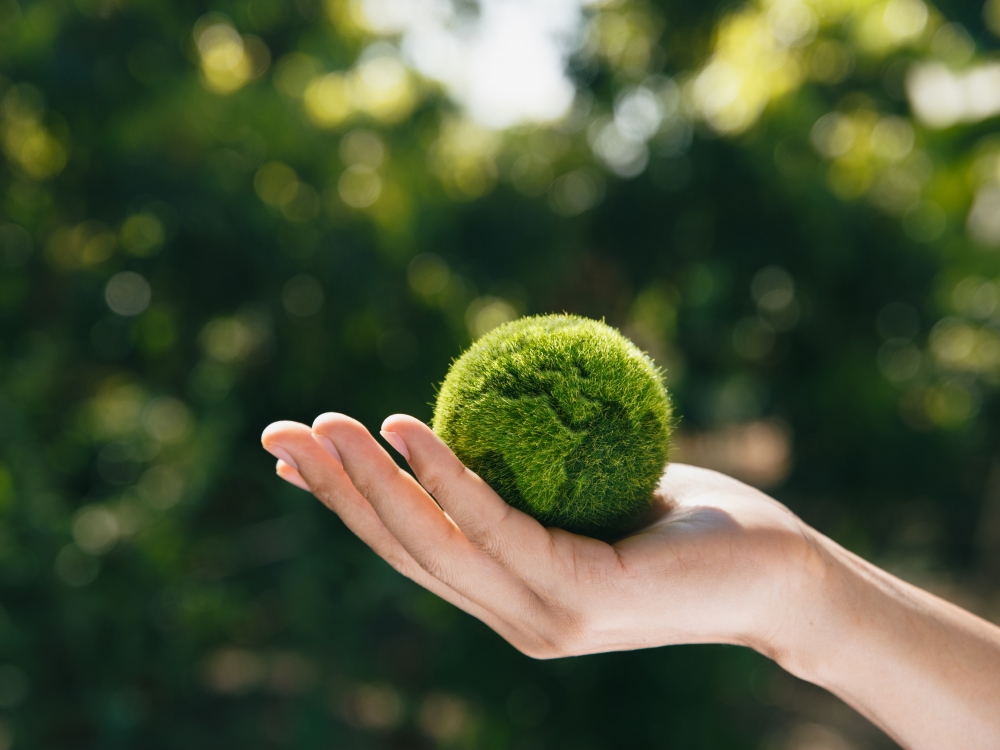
[1,0,999,747]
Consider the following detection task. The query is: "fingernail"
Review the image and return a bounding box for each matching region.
[277,462,311,491]
[265,444,298,470]
[312,434,342,464]
[380,430,410,461]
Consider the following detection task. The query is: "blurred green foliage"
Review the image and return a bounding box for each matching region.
[2,0,1000,747]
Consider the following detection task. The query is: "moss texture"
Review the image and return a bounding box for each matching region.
[432,314,673,539]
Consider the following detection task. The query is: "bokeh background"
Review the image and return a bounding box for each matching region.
[2,0,1000,746]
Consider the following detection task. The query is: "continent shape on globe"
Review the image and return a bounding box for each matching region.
[432,314,673,539]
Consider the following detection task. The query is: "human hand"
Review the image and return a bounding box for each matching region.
[261,413,819,659]
[263,412,1000,748]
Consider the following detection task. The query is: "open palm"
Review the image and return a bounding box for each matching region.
[262,412,817,660]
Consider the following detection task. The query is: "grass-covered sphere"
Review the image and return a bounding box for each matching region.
[432,314,673,539]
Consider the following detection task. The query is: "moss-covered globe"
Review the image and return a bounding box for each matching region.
[432,314,673,539]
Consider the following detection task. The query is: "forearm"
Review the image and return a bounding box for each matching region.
[771,531,1000,749]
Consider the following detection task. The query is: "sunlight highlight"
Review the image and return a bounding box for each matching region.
[340,0,581,129]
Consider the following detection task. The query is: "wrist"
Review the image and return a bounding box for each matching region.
[748,525,857,683]
[751,523,1000,750]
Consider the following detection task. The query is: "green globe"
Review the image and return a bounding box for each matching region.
[432,314,673,540]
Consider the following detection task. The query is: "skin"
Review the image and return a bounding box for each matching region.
[262,413,1000,749]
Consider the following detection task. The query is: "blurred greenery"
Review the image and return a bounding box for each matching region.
[2,0,1000,747]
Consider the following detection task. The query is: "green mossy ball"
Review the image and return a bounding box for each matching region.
[432,314,673,540]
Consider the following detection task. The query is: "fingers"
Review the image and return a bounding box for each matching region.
[262,421,477,609]
[380,415,624,605]
[379,414,561,578]
[310,413,547,616]
[266,415,585,658]
[276,459,310,491]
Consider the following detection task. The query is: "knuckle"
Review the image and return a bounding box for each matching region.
[417,469,445,499]
[308,478,337,504]
[350,473,377,503]
[469,524,508,563]
[418,460,464,501]
[356,462,401,499]
[389,553,427,582]
[415,551,453,587]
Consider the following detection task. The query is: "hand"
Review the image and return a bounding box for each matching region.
[263,413,1000,748]
[260,413,818,659]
